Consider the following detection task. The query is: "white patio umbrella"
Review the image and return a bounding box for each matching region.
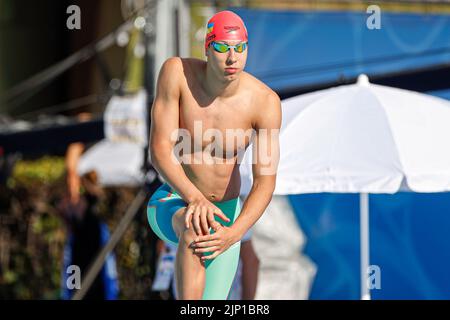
[240,74,450,299]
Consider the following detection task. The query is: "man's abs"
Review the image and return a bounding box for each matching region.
[182,161,241,202]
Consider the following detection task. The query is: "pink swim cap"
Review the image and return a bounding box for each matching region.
[205,11,248,52]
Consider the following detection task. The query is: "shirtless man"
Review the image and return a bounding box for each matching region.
[147,10,281,300]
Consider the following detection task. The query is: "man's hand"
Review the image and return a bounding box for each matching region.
[184,197,230,236]
[190,224,240,261]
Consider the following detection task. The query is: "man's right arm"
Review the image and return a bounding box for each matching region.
[149,57,204,203]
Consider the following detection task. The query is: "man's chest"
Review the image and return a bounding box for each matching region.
[178,92,255,153]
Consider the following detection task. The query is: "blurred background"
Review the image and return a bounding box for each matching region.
[1,0,450,300]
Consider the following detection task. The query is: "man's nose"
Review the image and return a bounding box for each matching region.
[226,48,237,64]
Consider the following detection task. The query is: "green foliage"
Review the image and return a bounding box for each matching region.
[1,157,157,299]
[9,156,66,188]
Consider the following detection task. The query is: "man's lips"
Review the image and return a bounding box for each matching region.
[225,68,238,74]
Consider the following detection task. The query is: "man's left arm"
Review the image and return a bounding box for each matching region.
[192,92,281,258]
[230,91,281,241]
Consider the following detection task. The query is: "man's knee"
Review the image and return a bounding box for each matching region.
[172,207,196,245]
[180,227,197,248]
[172,207,186,237]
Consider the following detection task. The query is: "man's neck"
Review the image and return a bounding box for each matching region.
[204,63,240,99]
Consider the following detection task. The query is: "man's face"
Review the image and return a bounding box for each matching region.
[207,40,248,81]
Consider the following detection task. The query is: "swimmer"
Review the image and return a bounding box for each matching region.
[147,10,281,300]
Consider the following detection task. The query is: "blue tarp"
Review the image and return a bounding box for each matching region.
[289,193,450,299]
[236,8,450,98]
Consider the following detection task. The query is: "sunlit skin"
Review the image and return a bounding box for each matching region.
[149,36,281,299]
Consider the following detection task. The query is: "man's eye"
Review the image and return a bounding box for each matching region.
[218,44,228,52]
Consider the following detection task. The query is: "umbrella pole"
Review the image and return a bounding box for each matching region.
[360,192,371,300]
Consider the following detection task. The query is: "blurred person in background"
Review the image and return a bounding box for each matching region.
[57,140,118,300]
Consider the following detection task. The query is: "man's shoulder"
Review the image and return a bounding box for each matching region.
[180,57,206,66]
[160,57,205,83]
[161,56,181,69]
[162,56,205,70]
[242,72,280,104]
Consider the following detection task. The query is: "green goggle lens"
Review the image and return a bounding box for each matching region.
[211,42,247,53]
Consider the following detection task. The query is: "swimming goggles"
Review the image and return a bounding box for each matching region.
[210,41,248,53]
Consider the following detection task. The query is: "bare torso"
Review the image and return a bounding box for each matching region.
[175,58,265,202]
